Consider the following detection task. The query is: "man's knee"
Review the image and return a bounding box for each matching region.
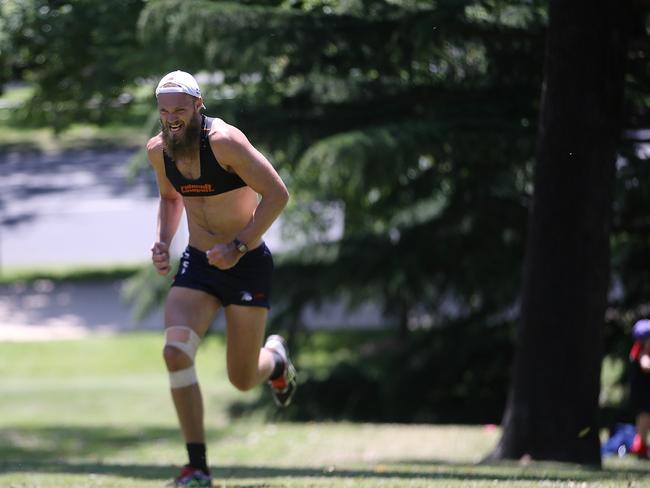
[163,344,192,370]
[163,326,201,388]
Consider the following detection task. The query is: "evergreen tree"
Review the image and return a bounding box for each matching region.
[137,0,546,332]
[0,0,146,131]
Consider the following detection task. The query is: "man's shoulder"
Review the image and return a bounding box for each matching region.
[147,132,164,153]
[146,133,165,168]
[207,118,246,148]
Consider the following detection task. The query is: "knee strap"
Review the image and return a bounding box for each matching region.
[169,366,198,388]
[165,326,201,389]
[165,326,201,360]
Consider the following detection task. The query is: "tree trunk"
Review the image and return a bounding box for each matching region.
[487,0,628,466]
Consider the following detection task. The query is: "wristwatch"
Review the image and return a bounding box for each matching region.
[233,238,248,254]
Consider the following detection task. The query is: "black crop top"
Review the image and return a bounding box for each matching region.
[163,115,247,197]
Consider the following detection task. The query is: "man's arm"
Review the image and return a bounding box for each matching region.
[147,136,184,275]
[156,194,184,247]
[210,124,289,247]
[204,124,289,270]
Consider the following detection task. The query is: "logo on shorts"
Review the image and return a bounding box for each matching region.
[240,291,253,302]
[177,250,190,275]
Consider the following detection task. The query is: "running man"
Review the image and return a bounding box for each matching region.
[147,70,297,487]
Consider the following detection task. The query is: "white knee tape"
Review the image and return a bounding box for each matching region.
[165,326,201,360]
[169,366,198,388]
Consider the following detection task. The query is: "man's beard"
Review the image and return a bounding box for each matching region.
[161,112,202,161]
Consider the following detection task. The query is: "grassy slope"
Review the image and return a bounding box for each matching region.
[0,84,149,152]
[0,333,649,487]
[0,264,145,285]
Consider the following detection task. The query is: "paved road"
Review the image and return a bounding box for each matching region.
[0,148,285,268]
[0,148,159,267]
[0,279,163,340]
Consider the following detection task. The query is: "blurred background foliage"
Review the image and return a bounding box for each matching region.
[1,0,649,423]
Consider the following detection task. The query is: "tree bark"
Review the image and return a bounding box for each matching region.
[487,0,628,466]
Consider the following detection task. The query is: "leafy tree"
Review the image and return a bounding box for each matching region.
[136,0,546,335]
[122,0,547,422]
[0,0,146,131]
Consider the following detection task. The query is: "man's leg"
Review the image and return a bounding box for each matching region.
[224,305,297,406]
[223,305,274,390]
[163,286,220,481]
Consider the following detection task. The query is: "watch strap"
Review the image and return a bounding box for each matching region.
[233,238,248,254]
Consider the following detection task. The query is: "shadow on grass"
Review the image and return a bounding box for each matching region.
[388,457,650,483]
[0,425,180,468]
[2,426,650,484]
[3,460,650,485]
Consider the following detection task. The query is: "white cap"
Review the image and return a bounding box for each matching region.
[155,70,204,104]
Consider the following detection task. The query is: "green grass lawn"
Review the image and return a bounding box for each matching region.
[1,333,650,487]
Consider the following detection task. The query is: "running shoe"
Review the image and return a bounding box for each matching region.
[265,334,297,407]
[172,465,213,487]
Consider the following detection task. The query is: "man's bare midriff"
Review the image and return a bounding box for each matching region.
[183,186,262,252]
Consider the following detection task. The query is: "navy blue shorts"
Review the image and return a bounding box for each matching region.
[172,243,273,308]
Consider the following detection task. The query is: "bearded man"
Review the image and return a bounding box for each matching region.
[147,70,297,487]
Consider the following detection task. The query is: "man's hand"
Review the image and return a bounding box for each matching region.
[206,242,241,270]
[151,242,171,275]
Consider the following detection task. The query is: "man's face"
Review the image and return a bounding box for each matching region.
[157,92,202,159]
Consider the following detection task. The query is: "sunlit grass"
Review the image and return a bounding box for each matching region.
[0,263,146,285]
[0,124,147,152]
[1,333,650,486]
[0,83,33,104]
[0,84,149,152]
